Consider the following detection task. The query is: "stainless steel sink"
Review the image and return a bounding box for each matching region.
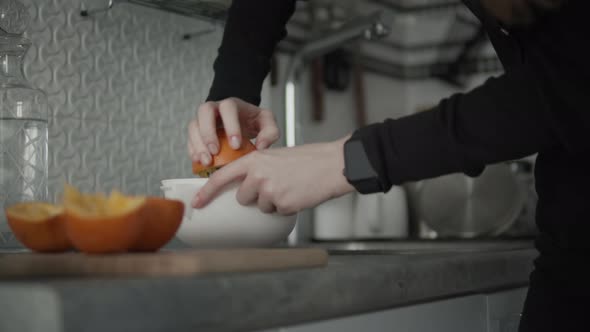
[304,239,534,255]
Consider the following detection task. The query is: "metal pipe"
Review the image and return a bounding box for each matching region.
[285,12,388,149]
[284,12,389,245]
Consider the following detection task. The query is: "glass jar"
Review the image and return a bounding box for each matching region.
[0,0,49,249]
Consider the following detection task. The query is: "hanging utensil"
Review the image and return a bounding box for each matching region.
[310,58,325,122]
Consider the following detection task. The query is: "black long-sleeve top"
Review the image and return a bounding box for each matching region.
[207,0,590,291]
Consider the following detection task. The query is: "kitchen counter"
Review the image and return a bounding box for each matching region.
[0,242,536,332]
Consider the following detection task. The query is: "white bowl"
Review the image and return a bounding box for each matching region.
[160,178,296,248]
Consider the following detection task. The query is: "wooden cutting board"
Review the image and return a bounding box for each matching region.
[0,248,329,278]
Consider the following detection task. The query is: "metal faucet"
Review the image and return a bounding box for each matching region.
[284,12,390,245]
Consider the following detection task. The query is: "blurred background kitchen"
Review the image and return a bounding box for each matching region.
[0,1,541,331]
[0,0,537,246]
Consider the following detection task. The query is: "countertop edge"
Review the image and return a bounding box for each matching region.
[0,249,537,332]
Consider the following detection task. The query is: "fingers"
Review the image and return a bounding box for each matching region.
[187,139,196,160]
[197,102,220,155]
[194,98,279,153]
[258,197,276,214]
[193,155,251,208]
[234,170,276,214]
[187,119,210,165]
[255,109,280,150]
[197,168,278,214]
[257,181,277,213]
[218,98,242,150]
[235,175,259,206]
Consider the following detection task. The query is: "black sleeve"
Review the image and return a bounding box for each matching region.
[206,0,297,105]
[351,62,587,191]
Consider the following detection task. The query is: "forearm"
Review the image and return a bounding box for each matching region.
[351,65,564,191]
[207,0,297,105]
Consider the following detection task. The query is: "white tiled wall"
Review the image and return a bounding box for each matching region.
[21,0,225,201]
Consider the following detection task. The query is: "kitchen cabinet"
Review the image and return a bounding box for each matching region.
[261,288,527,332]
[486,288,527,332]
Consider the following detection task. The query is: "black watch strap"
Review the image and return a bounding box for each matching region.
[342,137,383,194]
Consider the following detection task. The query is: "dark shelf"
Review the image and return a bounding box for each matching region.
[128,0,230,23]
[367,0,462,14]
[129,0,465,22]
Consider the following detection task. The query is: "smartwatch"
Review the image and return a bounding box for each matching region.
[342,137,383,194]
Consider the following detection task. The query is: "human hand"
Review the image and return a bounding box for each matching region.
[192,136,355,215]
[187,97,280,168]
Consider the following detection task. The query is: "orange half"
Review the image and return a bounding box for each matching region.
[62,184,146,254]
[130,197,184,252]
[192,128,257,177]
[5,202,72,252]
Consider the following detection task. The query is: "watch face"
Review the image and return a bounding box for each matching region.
[344,139,378,182]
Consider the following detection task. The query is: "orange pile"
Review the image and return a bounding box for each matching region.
[4,185,184,254]
[192,127,257,177]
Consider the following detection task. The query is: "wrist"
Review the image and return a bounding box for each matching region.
[329,135,355,197]
[341,132,384,194]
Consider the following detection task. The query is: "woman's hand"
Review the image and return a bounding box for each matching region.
[192,136,355,215]
[187,97,280,167]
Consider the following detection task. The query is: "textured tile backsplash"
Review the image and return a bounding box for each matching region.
[21,0,224,201]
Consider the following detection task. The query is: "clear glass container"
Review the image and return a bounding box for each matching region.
[0,0,49,248]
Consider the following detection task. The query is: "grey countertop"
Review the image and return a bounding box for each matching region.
[0,241,537,332]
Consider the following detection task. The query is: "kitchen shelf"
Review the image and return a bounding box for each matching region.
[368,0,462,14]
[277,39,502,80]
[361,55,502,80]
[127,0,230,23]
[113,0,502,80]
[125,0,465,22]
